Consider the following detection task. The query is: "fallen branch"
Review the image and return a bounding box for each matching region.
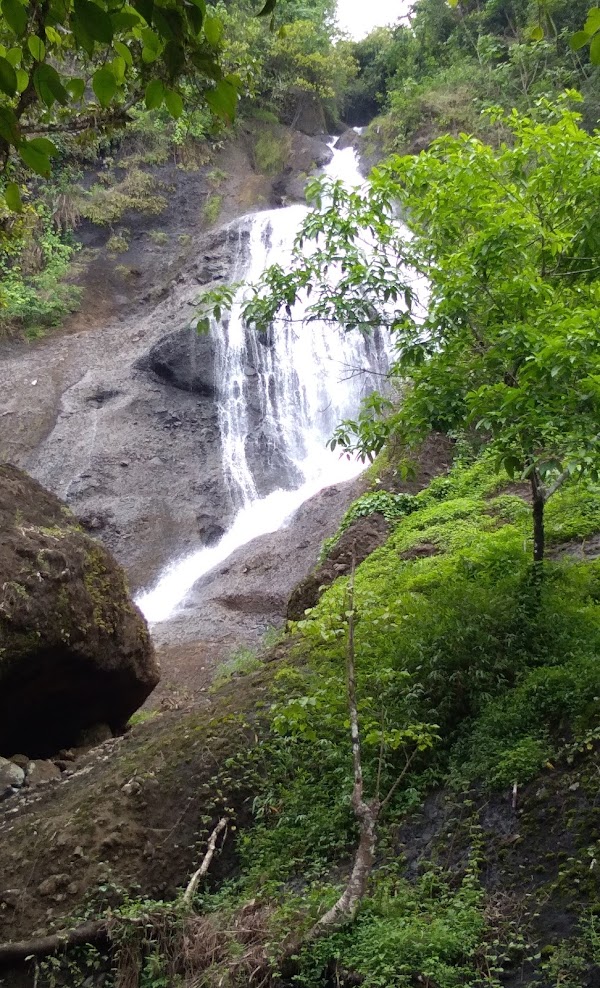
[183,817,229,908]
[0,919,108,968]
[0,817,229,969]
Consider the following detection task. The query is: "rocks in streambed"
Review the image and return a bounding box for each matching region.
[0,464,160,758]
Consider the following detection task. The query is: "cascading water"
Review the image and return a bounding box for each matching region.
[136,141,390,624]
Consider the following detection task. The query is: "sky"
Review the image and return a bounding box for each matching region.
[336,0,410,39]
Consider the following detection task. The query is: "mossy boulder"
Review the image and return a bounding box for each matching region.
[0,464,159,757]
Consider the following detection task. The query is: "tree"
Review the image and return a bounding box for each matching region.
[0,0,275,205]
[207,95,600,565]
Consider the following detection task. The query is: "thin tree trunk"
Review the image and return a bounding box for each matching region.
[310,799,379,934]
[530,472,545,564]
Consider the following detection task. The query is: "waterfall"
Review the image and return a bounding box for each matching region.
[136,141,390,624]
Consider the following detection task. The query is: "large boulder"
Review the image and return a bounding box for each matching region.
[0,464,159,757]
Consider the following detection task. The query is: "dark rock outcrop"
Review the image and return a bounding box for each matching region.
[0,464,159,757]
[287,512,391,621]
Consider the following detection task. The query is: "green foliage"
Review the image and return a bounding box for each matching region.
[296,872,489,988]
[78,167,166,225]
[250,122,291,174]
[0,0,244,198]
[233,100,600,561]
[0,195,81,336]
[320,489,418,560]
[202,191,222,225]
[211,645,262,690]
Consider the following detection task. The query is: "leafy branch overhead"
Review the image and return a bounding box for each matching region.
[0,0,253,200]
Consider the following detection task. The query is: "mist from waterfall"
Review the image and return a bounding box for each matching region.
[136,141,390,624]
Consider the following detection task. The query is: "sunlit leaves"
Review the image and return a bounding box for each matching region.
[144,77,164,109]
[27,35,46,61]
[4,180,22,212]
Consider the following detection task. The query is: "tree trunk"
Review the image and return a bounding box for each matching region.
[310,799,379,935]
[530,474,545,564]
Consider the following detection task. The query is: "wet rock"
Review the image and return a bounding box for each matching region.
[9,753,30,770]
[0,757,25,796]
[0,464,160,758]
[140,327,218,397]
[25,760,62,786]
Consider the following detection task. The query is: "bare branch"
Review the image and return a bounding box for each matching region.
[183,817,229,908]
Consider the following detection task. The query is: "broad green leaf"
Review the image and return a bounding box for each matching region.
[28,136,57,156]
[164,38,184,77]
[196,317,210,335]
[33,62,69,107]
[591,33,600,63]
[204,77,237,121]
[0,105,20,144]
[111,55,126,82]
[152,5,183,40]
[92,66,118,107]
[145,77,164,109]
[67,77,85,100]
[204,14,222,46]
[19,139,51,176]
[570,30,590,50]
[2,0,28,37]
[164,89,183,118]
[0,56,17,96]
[27,35,46,61]
[447,0,459,8]
[5,181,22,212]
[141,46,158,63]
[15,67,28,92]
[45,25,62,46]
[74,0,114,43]
[111,9,141,30]
[186,3,203,34]
[530,24,544,41]
[258,0,277,15]
[6,46,21,66]
[584,8,600,34]
[114,40,133,67]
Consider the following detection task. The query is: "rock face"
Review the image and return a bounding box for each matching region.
[0,464,159,757]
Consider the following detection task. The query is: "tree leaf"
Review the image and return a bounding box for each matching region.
[204,14,222,46]
[1,0,28,37]
[67,77,85,100]
[5,181,22,212]
[74,0,114,43]
[0,55,17,96]
[584,8,600,34]
[134,0,154,25]
[591,33,600,64]
[145,78,164,109]
[204,77,237,122]
[19,138,51,176]
[114,40,133,67]
[27,35,46,61]
[0,105,20,144]
[33,63,69,107]
[6,46,21,66]
[15,67,28,92]
[257,0,277,16]
[530,24,544,41]
[45,25,62,46]
[570,30,590,50]
[92,66,118,107]
[164,89,183,118]
[28,136,57,155]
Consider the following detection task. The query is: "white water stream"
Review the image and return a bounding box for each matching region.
[136,141,390,624]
